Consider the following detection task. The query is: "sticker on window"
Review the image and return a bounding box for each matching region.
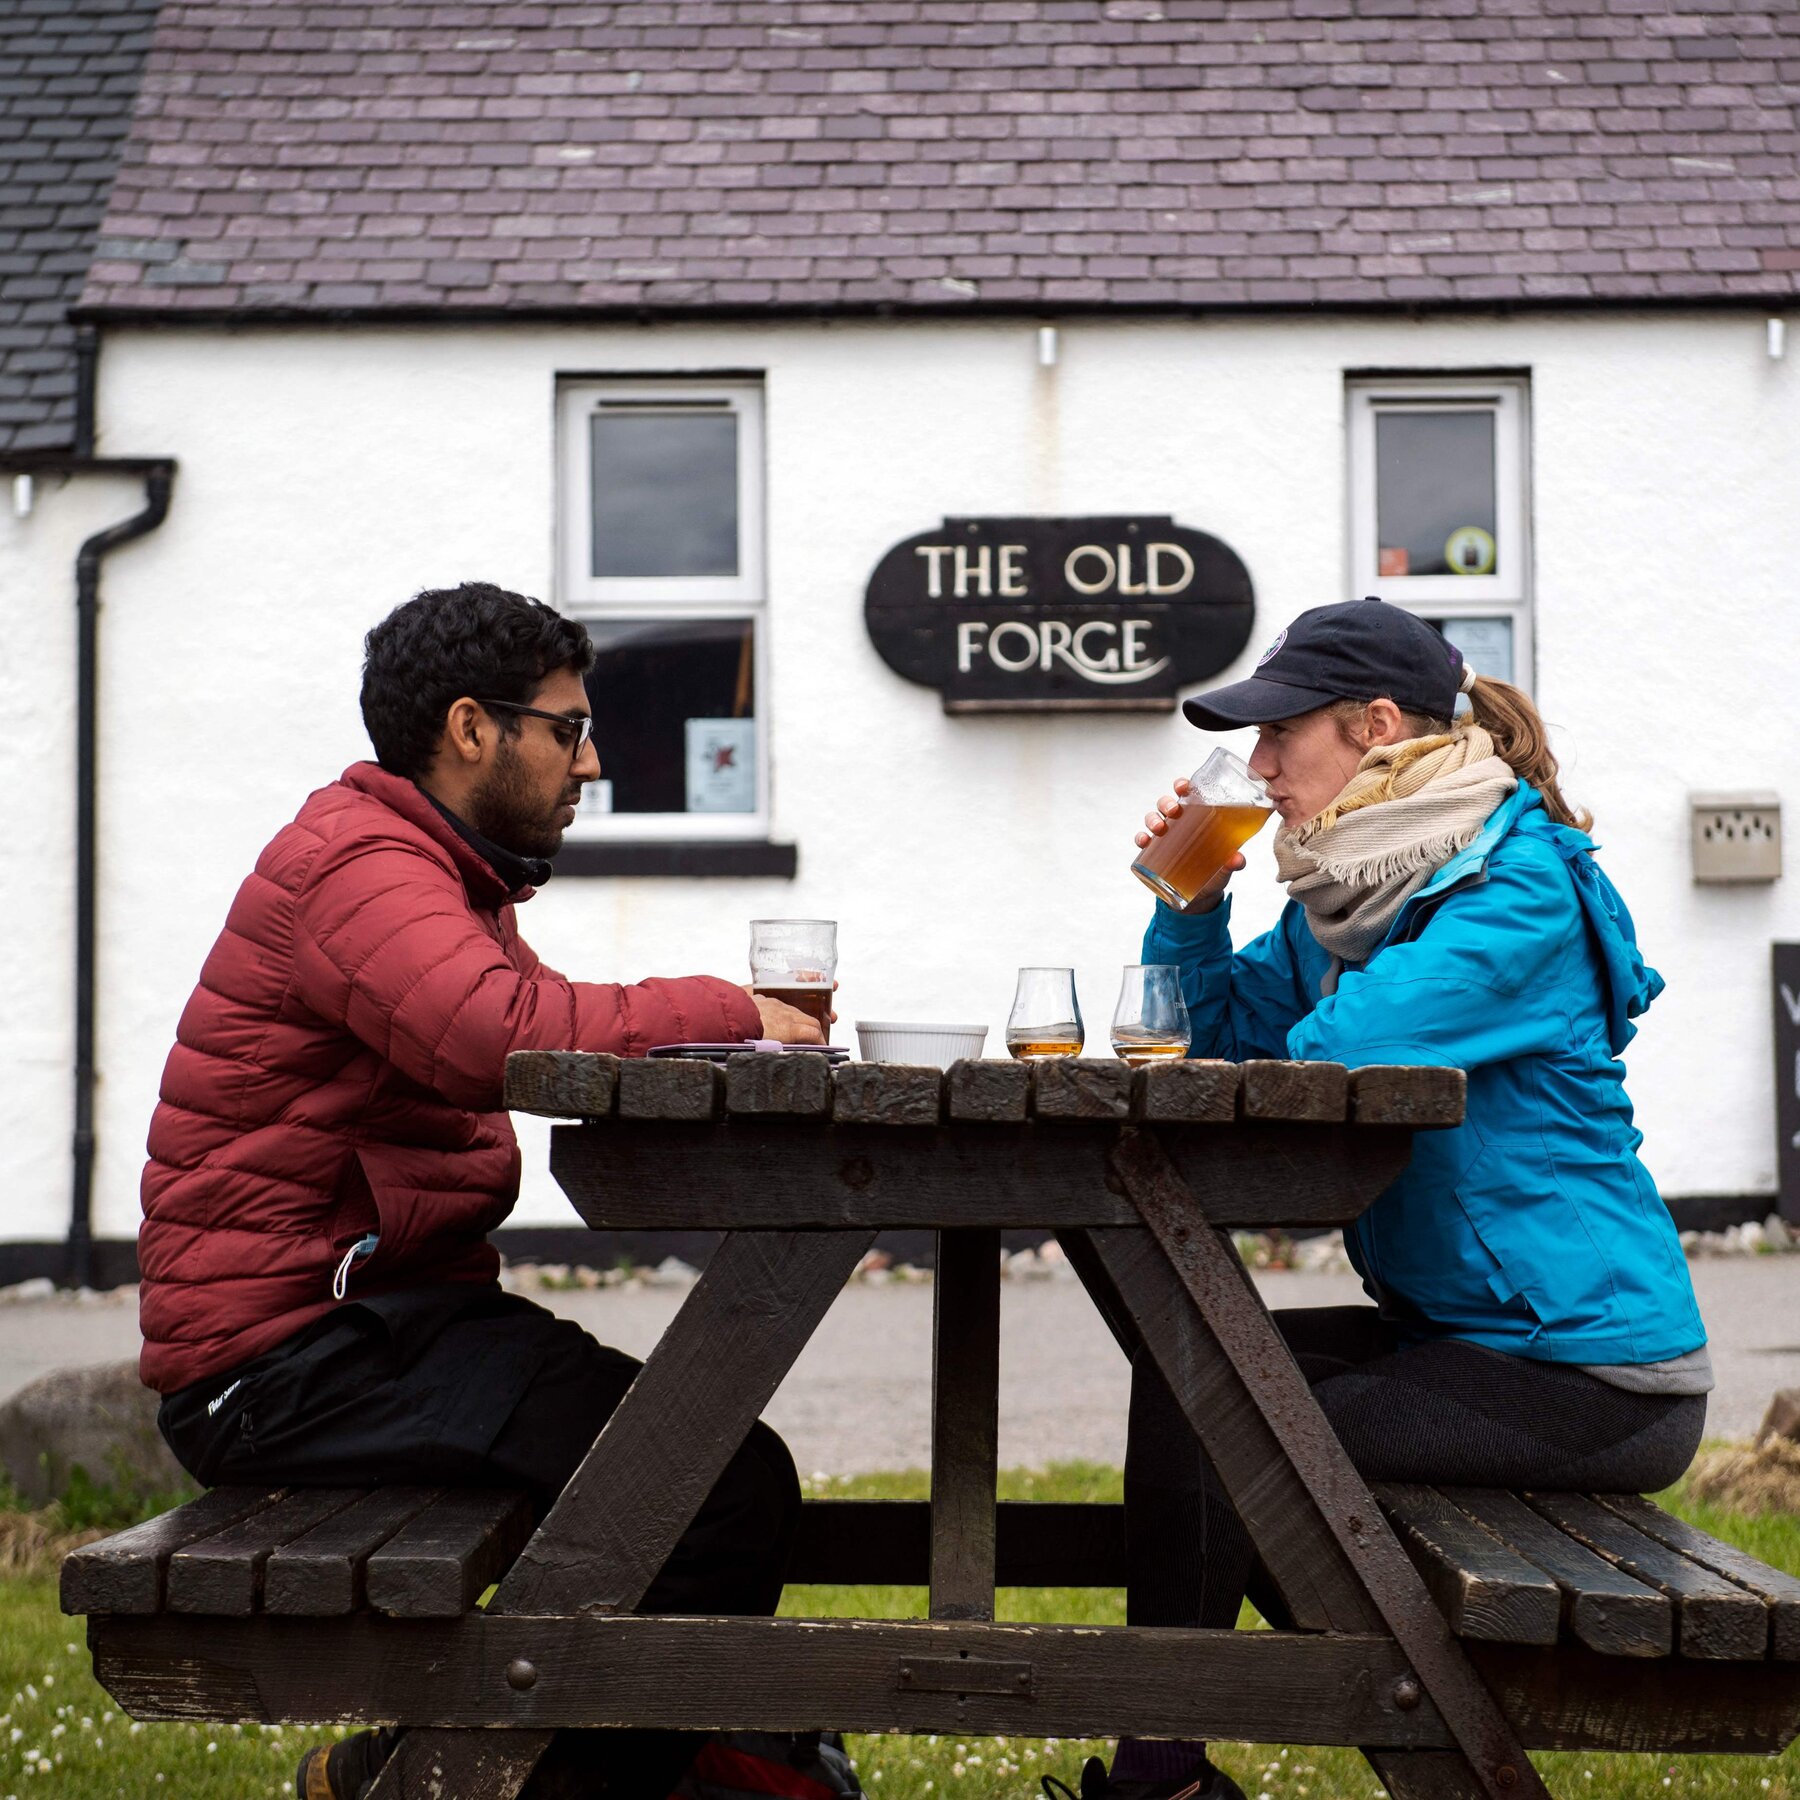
[1444,525,1497,576]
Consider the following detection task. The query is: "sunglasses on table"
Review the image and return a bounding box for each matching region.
[475,699,594,755]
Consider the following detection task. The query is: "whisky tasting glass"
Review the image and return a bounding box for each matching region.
[1005,967,1084,1060]
[1111,963,1191,1066]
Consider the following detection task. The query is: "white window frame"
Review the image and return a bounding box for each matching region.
[557,378,769,841]
[1347,376,1533,691]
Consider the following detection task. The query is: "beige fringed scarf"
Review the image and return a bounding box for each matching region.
[1273,722,1516,970]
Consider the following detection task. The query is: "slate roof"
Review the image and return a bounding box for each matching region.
[0,0,161,452]
[69,0,1800,318]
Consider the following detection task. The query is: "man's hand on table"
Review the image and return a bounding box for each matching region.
[745,988,830,1045]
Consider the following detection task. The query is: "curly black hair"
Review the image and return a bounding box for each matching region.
[360,582,596,778]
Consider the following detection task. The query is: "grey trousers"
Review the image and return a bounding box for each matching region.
[1124,1303,1708,1633]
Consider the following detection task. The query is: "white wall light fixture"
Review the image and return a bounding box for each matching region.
[1037,325,1059,368]
[11,474,32,519]
[1770,317,1786,361]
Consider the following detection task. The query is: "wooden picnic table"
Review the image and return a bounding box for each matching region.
[477,1047,1555,1800]
[67,1051,1800,1800]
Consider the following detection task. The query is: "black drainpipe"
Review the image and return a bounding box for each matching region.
[68,461,174,1289]
[3,332,176,1288]
[73,324,97,460]
[27,321,176,1288]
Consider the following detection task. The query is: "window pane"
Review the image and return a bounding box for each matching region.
[580,618,755,816]
[1430,615,1514,686]
[590,410,739,579]
[1375,410,1497,578]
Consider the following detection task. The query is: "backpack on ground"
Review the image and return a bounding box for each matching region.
[674,1731,864,1800]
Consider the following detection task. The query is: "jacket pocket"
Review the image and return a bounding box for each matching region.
[1451,1141,1549,1325]
[348,1138,515,1271]
[327,1149,381,1250]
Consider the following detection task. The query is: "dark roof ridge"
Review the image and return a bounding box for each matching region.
[70,291,1800,330]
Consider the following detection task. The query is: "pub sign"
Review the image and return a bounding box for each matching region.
[864,515,1255,711]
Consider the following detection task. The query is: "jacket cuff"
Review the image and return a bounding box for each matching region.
[1144,892,1233,962]
[719,981,766,1041]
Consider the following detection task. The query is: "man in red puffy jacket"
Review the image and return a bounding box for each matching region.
[141,582,821,1800]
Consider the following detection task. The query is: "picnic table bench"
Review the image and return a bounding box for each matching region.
[63,1053,1800,1800]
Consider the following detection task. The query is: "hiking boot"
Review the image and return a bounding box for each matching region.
[1042,1754,1247,1800]
[295,1727,402,1800]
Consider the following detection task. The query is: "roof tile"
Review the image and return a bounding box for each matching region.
[0,0,158,448]
[9,0,1799,373]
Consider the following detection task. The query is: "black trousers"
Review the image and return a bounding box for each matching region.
[160,1286,802,1794]
[1124,1303,1708,1634]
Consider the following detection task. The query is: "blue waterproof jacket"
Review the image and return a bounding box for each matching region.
[1143,784,1705,1365]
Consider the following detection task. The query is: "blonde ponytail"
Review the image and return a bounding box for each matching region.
[1464,673,1591,832]
[1328,678,1591,832]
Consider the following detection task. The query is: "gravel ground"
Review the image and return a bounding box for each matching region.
[2,1258,1794,1474]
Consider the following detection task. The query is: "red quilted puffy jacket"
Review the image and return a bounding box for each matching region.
[139,762,762,1394]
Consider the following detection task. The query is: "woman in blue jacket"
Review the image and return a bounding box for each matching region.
[1084,599,1708,1800]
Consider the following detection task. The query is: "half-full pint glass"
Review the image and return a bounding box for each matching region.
[749,919,837,1039]
[1129,748,1274,909]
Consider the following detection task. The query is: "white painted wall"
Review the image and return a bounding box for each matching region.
[4,309,1794,1245]
[0,469,150,1248]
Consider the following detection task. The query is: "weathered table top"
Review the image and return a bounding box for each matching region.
[503,1052,1467,1233]
[504,1048,1467,1131]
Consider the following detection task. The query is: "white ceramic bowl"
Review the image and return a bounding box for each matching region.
[854,1021,989,1069]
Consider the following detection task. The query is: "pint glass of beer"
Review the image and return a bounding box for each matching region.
[749,919,837,1039]
[1129,748,1274,909]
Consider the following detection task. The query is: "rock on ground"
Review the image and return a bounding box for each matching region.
[0,1360,187,1506]
[1757,1387,1800,1446]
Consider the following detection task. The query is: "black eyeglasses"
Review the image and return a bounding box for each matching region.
[475,699,594,755]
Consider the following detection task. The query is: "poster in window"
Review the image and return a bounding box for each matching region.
[684,718,756,813]
[1438,617,1513,686]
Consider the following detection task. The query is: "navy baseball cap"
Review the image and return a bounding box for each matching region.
[1182,597,1465,731]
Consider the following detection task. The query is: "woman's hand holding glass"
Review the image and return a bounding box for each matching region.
[1131,775,1248,914]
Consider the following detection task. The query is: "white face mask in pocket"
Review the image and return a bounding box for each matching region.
[331,1233,380,1300]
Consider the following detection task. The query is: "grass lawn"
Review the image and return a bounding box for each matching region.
[0,1462,1794,1799]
